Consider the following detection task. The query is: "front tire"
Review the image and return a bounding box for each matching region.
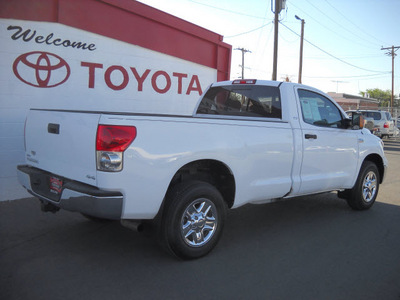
[160,180,227,259]
[346,161,380,210]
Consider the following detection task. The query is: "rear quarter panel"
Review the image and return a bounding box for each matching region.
[97,115,294,219]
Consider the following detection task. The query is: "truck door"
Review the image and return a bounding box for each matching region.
[296,89,359,194]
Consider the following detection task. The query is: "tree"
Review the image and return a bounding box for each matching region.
[359,88,393,107]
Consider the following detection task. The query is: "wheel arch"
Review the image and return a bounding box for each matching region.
[363,153,385,184]
[166,159,236,209]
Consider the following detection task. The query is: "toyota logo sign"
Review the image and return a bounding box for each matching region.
[13,51,71,88]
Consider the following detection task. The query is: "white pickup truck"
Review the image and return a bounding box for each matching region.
[17,79,388,259]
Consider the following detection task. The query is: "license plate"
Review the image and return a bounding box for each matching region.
[49,176,63,195]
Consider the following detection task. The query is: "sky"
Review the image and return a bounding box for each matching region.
[138,0,400,97]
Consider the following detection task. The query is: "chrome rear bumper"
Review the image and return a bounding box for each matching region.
[17,165,123,220]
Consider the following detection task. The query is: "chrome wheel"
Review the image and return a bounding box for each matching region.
[346,161,380,211]
[362,171,377,203]
[181,198,218,247]
[162,180,226,259]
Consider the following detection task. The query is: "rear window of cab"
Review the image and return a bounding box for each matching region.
[196,85,282,119]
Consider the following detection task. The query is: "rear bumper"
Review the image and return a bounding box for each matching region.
[380,127,394,136]
[17,165,123,220]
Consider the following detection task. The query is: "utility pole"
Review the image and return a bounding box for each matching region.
[295,15,305,84]
[271,0,281,81]
[235,48,251,79]
[381,45,400,114]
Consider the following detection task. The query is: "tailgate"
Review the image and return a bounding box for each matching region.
[25,110,100,185]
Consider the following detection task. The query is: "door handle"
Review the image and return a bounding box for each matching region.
[305,134,317,139]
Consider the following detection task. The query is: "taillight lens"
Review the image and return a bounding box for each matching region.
[96,125,136,172]
[384,122,389,128]
[96,125,136,151]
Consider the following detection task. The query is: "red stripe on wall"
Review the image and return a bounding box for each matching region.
[1,0,231,80]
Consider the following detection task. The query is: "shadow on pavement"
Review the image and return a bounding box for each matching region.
[1,195,400,300]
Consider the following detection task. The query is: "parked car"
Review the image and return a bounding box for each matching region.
[346,110,395,138]
[345,111,380,137]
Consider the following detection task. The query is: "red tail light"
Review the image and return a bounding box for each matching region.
[232,79,257,84]
[384,122,389,128]
[96,125,136,152]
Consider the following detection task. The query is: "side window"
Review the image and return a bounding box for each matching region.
[298,89,343,128]
[196,85,281,119]
[363,112,381,120]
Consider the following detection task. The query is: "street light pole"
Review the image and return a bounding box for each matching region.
[295,15,305,84]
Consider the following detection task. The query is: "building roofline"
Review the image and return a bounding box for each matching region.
[328,92,379,103]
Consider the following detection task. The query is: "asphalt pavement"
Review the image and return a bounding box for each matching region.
[1,138,400,300]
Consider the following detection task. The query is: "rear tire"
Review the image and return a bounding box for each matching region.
[160,180,227,259]
[346,161,380,210]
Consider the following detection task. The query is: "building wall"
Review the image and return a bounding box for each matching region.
[0,0,232,201]
[337,101,379,112]
[328,92,379,112]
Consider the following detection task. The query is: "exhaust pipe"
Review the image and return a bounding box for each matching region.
[40,200,60,213]
[121,219,144,232]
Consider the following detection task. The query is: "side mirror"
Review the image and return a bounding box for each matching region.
[351,113,364,130]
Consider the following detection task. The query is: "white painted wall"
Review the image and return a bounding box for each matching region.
[0,19,217,201]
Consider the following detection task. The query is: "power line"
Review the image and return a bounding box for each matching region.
[225,22,272,38]
[187,0,267,19]
[304,73,390,79]
[304,0,380,48]
[287,0,378,49]
[279,21,389,74]
[305,54,384,60]
[324,0,387,46]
